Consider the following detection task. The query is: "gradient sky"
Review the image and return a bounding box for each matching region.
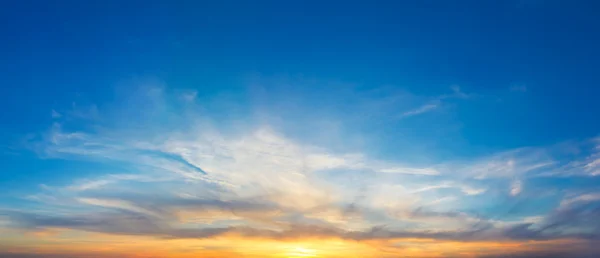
[2,1,600,257]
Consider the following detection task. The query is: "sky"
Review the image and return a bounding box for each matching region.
[1,0,600,257]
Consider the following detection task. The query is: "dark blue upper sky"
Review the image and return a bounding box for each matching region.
[2,0,599,152]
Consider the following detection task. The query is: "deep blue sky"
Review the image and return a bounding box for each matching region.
[2,0,600,149]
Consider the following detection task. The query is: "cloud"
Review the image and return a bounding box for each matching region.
[558,192,600,210]
[77,198,165,218]
[584,158,600,176]
[68,179,112,191]
[410,182,486,195]
[377,167,439,175]
[397,85,472,119]
[5,203,599,243]
[0,253,85,258]
[5,78,600,258]
[425,196,457,206]
[510,179,522,196]
[66,174,166,192]
[399,102,440,118]
[0,209,500,241]
[449,147,557,180]
[534,139,600,177]
[461,185,487,195]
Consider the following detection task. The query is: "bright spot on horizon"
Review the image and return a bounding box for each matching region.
[284,247,318,257]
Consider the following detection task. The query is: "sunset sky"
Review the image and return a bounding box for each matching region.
[2,1,600,257]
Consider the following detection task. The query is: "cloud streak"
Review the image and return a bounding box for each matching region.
[399,102,440,118]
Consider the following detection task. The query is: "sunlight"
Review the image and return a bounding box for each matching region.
[284,246,318,257]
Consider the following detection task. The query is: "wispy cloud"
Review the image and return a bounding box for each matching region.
[398,85,471,119]
[377,167,439,175]
[2,79,600,257]
[399,101,440,118]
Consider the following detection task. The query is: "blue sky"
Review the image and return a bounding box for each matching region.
[1,1,600,257]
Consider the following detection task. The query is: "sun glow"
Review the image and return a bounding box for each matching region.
[285,247,318,257]
[2,228,590,258]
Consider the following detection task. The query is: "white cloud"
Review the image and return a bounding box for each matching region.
[456,148,555,179]
[510,179,522,196]
[396,85,472,120]
[425,196,457,206]
[68,180,112,191]
[538,141,600,177]
[66,174,169,191]
[460,185,487,195]
[77,198,162,218]
[584,158,600,174]
[410,182,486,196]
[399,102,440,118]
[378,167,439,175]
[559,192,600,210]
[411,183,452,193]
